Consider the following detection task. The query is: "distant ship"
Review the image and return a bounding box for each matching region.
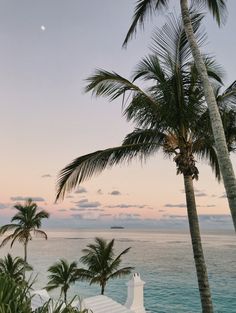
[110,226,124,229]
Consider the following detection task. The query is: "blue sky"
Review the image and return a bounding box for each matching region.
[0,0,236,229]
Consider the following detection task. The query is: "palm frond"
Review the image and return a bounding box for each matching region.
[85,69,157,109]
[76,269,94,282]
[107,267,134,280]
[56,142,159,201]
[34,229,48,239]
[123,0,169,47]
[217,81,236,108]
[0,224,19,235]
[0,234,16,248]
[151,11,205,69]
[196,0,227,25]
[123,128,165,146]
[203,56,224,84]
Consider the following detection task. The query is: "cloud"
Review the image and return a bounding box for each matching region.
[0,203,9,209]
[58,209,67,212]
[71,213,98,221]
[100,213,113,217]
[198,214,231,223]
[74,199,101,208]
[75,186,87,194]
[164,203,215,209]
[116,213,141,221]
[71,213,84,219]
[164,203,186,208]
[181,189,208,197]
[41,174,51,178]
[66,195,74,199]
[74,199,88,204]
[159,214,233,229]
[33,212,233,230]
[70,207,104,212]
[97,189,103,195]
[219,193,227,198]
[109,190,121,196]
[79,202,101,208]
[106,203,146,209]
[10,196,45,202]
[165,214,187,219]
[70,208,87,212]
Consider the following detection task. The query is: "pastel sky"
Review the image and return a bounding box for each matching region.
[0,0,236,229]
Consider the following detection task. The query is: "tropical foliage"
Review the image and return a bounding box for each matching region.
[0,274,32,313]
[123,1,236,233]
[0,253,33,283]
[0,199,49,263]
[0,274,91,313]
[46,259,79,304]
[56,12,236,313]
[123,0,227,46]
[77,237,133,294]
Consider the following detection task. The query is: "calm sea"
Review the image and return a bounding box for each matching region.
[0,228,235,313]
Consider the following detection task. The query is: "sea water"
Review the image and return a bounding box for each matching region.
[0,229,235,313]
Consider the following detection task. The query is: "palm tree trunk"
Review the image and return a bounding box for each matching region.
[183,175,214,313]
[180,0,236,232]
[64,290,67,304]
[24,241,28,263]
[101,283,105,295]
[23,240,28,279]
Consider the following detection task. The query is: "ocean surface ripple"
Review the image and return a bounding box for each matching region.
[0,229,235,313]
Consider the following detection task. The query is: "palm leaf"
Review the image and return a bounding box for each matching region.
[34,229,48,239]
[123,0,169,47]
[200,0,227,25]
[0,224,19,235]
[107,267,134,280]
[56,142,159,201]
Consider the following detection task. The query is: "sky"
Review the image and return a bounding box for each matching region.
[0,0,236,230]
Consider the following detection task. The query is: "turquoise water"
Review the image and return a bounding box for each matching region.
[0,229,235,313]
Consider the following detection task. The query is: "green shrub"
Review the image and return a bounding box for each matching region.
[0,274,32,313]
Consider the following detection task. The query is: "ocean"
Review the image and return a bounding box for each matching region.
[0,229,235,313]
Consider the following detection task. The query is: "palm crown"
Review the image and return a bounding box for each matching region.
[46,259,78,304]
[77,237,134,295]
[123,0,227,46]
[123,0,236,235]
[0,253,33,283]
[0,198,49,263]
[56,13,236,200]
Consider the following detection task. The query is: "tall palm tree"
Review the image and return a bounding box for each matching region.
[123,0,236,232]
[77,237,133,295]
[46,259,78,304]
[0,198,49,264]
[0,253,33,283]
[56,15,236,313]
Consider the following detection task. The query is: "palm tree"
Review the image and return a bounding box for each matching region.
[122,0,236,232]
[56,15,236,313]
[0,198,49,264]
[77,237,133,295]
[46,259,79,304]
[0,253,33,283]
